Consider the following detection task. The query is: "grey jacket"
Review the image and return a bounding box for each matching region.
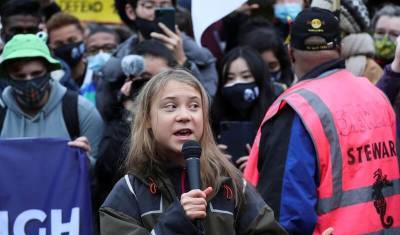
[0,80,105,162]
[100,34,218,97]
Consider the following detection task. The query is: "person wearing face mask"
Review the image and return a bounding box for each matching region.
[0,34,104,164]
[81,24,120,104]
[273,0,304,40]
[0,0,42,44]
[240,27,295,87]
[274,0,303,23]
[0,0,81,94]
[311,0,383,84]
[245,8,400,234]
[0,0,44,93]
[93,40,175,223]
[86,25,119,73]
[372,4,400,68]
[96,0,217,122]
[46,13,87,91]
[211,47,277,172]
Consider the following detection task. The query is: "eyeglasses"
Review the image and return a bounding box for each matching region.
[86,43,117,56]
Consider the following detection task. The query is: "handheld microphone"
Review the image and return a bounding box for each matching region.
[181,140,204,235]
[181,140,202,190]
[121,54,145,77]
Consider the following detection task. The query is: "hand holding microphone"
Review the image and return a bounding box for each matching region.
[181,140,213,226]
[180,187,213,220]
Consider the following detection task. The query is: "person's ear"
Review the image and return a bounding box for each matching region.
[288,45,296,64]
[125,3,136,21]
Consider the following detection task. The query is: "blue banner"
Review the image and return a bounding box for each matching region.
[0,138,92,235]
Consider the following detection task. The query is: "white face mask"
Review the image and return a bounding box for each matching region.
[87,52,112,72]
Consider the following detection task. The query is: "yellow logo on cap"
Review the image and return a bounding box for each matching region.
[311,19,322,29]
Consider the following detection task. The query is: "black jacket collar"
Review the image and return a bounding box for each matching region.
[300,59,346,81]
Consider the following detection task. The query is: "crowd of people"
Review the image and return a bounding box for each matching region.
[0,0,399,234]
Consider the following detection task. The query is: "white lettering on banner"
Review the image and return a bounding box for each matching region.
[0,208,80,235]
[51,208,79,235]
[14,210,46,235]
[0,212,8,235]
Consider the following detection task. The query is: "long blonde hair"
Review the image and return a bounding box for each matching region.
[126,69,244,203]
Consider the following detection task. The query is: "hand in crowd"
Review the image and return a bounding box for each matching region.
[236,144,251,172]
[150,23,188,66]
[181,187,213,220]
[120,80,133,97]
[68,136,92,155]
[218,144,232,161]
[391,36,400,73]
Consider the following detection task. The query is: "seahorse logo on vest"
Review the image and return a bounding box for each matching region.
[372,168,394,228]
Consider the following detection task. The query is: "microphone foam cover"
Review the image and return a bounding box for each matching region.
[181,140,202,159]
[121,54,145,77]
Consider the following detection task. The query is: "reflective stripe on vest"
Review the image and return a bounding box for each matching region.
[245,70,400,234]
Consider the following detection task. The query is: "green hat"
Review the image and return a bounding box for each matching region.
[0,34,61,75]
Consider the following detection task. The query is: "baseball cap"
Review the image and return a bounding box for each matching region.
[290,7,341,51]
[0,34,61,75]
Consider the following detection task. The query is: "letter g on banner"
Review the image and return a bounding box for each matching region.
[0,208,80,235]
[14,210,47,235]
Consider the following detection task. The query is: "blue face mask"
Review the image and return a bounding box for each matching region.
[274,3,302,23]
[87,52,111,72]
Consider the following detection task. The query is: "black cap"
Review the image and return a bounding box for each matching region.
[290,7,341,51]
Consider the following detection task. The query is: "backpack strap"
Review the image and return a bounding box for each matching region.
[62,90,80,139]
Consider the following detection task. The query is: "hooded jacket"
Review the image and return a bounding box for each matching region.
[0,80,105,161]
[100,167,287,235]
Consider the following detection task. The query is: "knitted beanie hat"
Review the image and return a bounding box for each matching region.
[311,0,370,34]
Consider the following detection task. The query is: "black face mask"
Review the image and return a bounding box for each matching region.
[54,41,85,68]
[270,70,282,82]
[221,82,259,115]
[9,73,51,109]
[134,17,159,39]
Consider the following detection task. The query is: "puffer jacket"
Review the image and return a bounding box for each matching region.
[100,168,287,235]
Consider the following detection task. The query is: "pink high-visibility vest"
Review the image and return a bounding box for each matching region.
[244,70,400,234]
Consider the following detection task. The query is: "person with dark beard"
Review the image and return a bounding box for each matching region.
[96,0,217,122]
